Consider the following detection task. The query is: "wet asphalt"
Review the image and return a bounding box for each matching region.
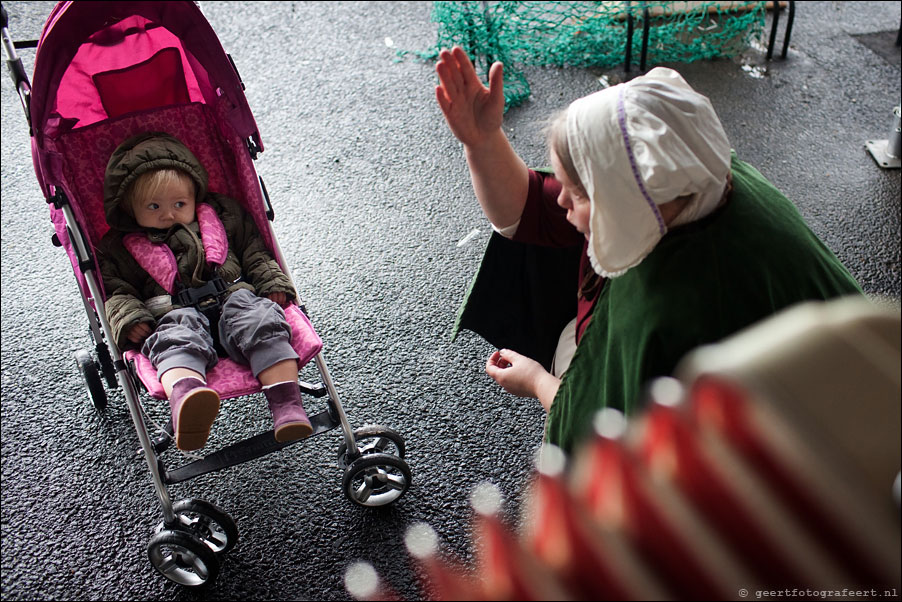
[1,1,900,601]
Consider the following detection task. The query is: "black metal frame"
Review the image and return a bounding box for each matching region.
[625,0,795,73]
[135,367,336,485]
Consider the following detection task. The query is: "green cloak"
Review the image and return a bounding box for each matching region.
[454,156,863,453]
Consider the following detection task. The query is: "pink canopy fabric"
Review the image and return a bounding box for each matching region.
[31,1,261,198]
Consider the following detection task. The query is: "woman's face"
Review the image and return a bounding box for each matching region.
[551,150,591,238]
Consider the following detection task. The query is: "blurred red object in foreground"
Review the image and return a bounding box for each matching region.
[346,298,900,601]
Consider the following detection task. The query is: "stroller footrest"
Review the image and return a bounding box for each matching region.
[164,408,340,484]
[298,380,327,398]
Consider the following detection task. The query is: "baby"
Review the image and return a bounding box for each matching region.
[99,132,312,450]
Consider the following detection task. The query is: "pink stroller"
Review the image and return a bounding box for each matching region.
[2,0,411,588]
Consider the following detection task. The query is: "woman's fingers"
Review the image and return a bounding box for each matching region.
[435,85,450,114]
[486,351,502,371]
[486,61,505,109]
[438,46,491,102]
[435,55,457,98]
[497,348,523,365]
[488,350,512,369]
[453,46,481,89]
[436,48,466,98]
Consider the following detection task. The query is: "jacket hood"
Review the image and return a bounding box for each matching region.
[103,132,209,232]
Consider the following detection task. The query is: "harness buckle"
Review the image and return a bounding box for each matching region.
[174,275,229,311]
[173,275,232,357]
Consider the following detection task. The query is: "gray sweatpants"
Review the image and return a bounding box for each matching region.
[143,288,298,379]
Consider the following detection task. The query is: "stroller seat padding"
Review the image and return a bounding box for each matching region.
[125,303,322,400]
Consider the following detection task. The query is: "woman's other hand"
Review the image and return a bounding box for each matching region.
[486,348,560,412]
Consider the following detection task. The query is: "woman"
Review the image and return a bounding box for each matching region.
[436,47,863,453]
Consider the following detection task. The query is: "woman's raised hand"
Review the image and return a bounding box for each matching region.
[435,46,529,235]
[435,47,505,148]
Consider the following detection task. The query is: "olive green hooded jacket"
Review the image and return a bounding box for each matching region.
[98,132,296,349]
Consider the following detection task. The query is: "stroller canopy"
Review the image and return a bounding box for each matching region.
[30,1,261,197]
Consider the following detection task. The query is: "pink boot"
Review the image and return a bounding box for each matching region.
[264,382,313,442]
[169,378,220,451]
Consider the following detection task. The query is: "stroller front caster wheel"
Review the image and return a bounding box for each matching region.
[75,349,107,411]
[337,425,406,469]
[148,529,220,587]
[170,498,238,556]
[342,452,411,507]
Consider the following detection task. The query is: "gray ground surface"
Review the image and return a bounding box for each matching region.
[2,2,900,600]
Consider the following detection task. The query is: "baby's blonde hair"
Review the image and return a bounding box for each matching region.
[124,168,195,215]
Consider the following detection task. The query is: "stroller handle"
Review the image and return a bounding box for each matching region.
[1,2,34,133]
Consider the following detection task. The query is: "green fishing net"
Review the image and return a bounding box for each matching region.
[408,1,768,110]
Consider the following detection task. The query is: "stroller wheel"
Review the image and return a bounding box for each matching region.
[75,349,107,411]
[96,342,118,389]
[170,498,238,556]
[148,529,219,588]
[337,425,406,469]
[342,452,411,507]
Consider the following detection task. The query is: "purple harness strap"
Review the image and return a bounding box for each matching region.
[123,203,229,294]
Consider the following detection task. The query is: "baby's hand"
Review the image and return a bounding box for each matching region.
[127,322,153,345]
[267,292,287,307]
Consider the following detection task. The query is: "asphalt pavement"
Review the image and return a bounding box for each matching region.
[2,1,900,601]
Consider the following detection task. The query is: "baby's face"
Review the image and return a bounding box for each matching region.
[133,177,196,229]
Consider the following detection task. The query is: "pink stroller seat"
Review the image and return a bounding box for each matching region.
[125,304,322,400]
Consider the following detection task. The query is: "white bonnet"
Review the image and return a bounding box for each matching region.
[566,67,731,277]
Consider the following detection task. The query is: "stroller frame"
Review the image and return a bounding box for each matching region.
[3,0,410,588]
